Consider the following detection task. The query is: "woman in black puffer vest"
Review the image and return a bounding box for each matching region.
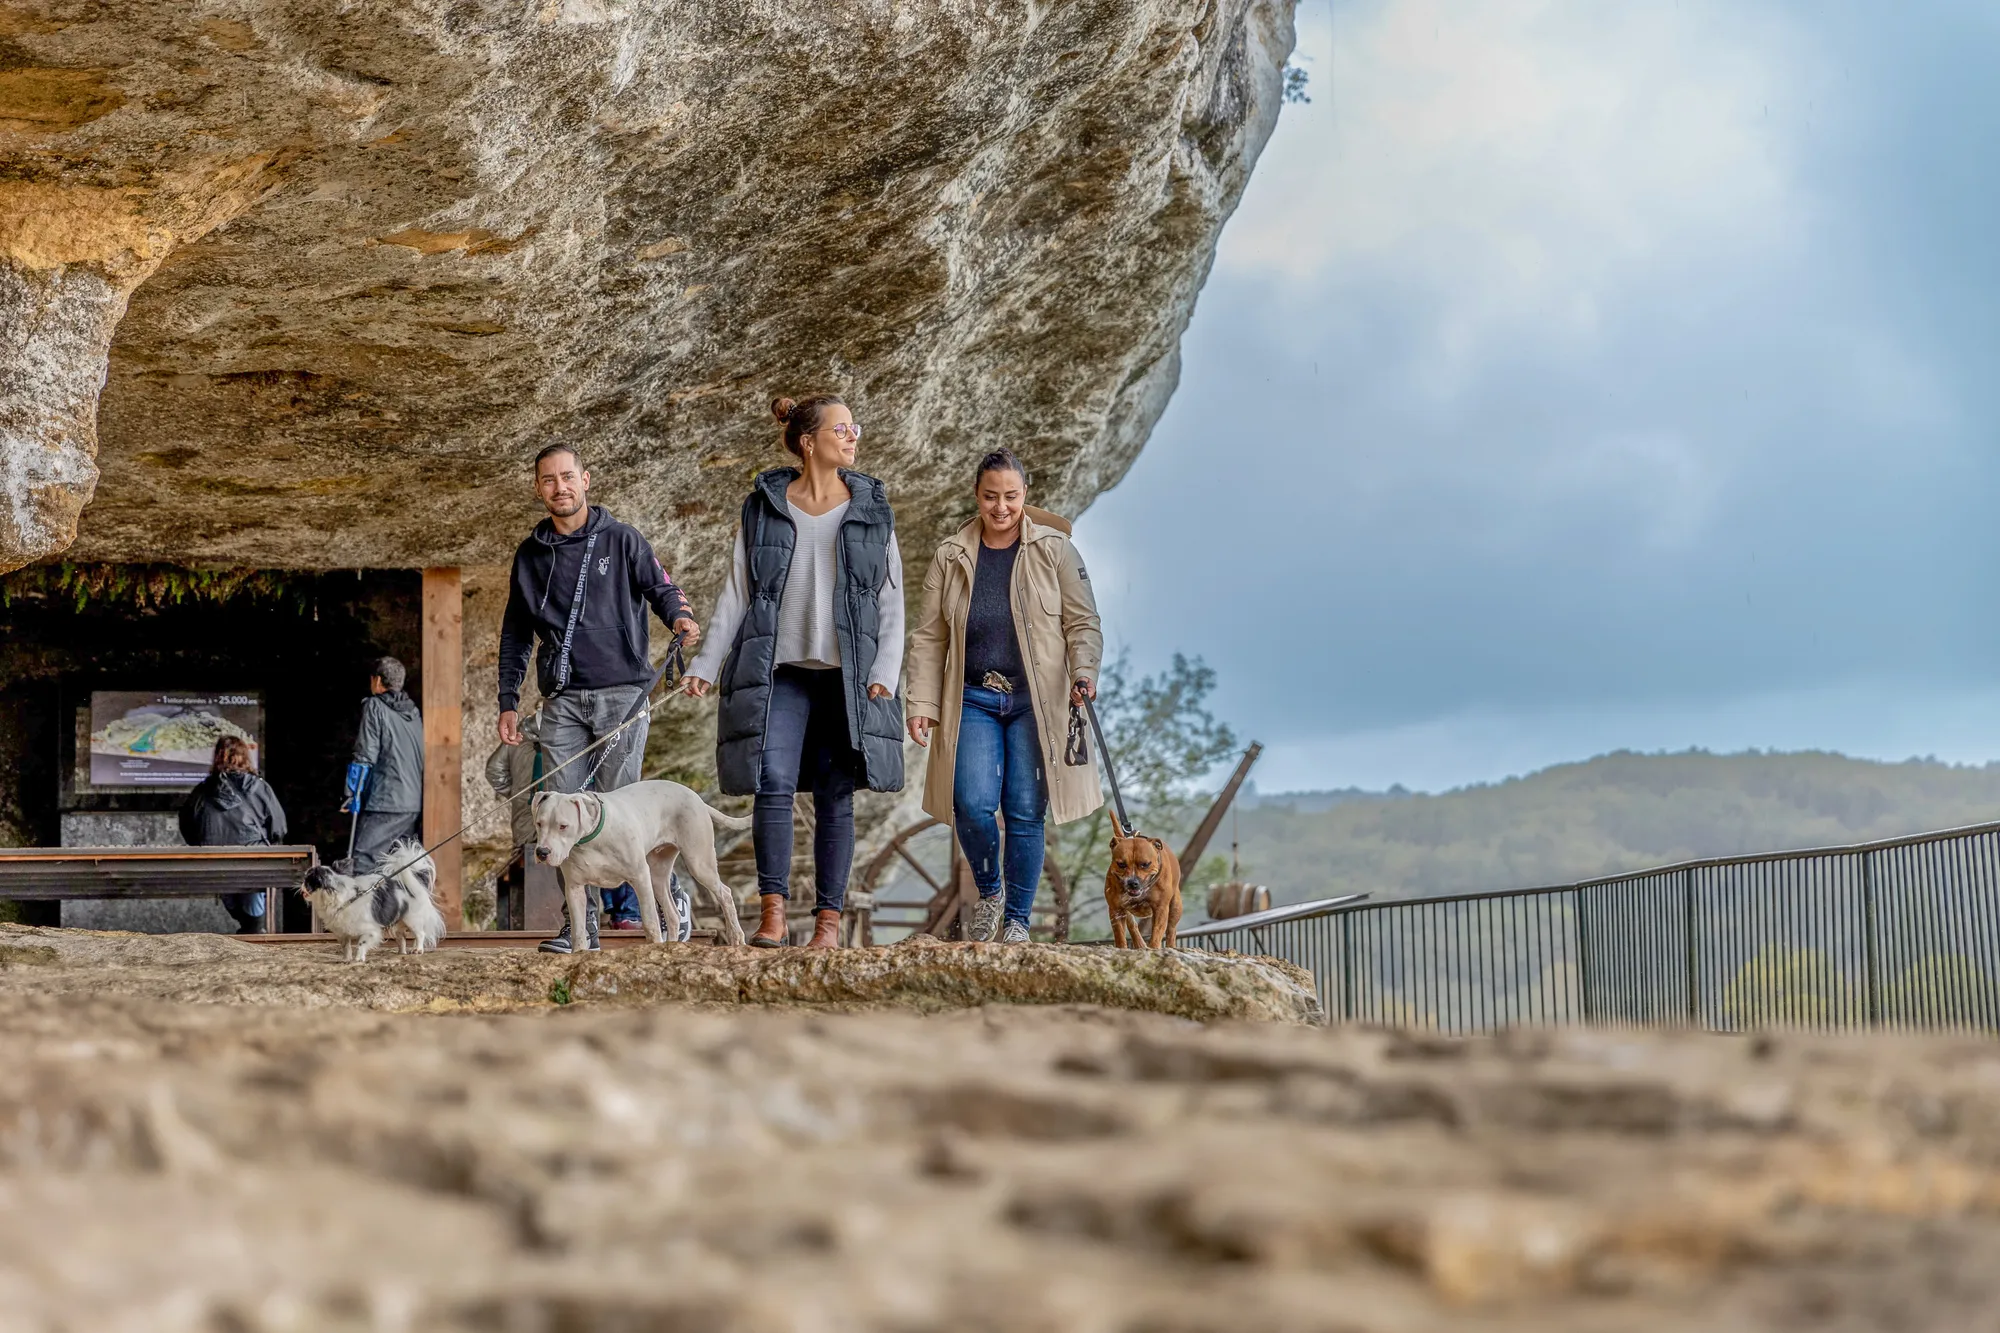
[684,395,905,949]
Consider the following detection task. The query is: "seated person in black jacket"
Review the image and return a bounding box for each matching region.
[179,735,288,934]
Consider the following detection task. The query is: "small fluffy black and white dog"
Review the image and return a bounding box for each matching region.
[299,838,447,963]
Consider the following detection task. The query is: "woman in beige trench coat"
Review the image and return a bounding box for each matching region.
[905,449,1103,943]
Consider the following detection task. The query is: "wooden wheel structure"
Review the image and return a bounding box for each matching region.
[845,817,1071,946]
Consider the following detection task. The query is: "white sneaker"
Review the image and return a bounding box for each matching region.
[970,897,1003,942]
[999,922,1030,945]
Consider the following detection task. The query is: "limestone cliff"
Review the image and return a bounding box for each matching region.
[1,0,1294,575]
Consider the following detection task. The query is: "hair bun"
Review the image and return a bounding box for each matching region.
[771,397,797,426]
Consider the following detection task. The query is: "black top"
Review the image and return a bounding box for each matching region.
[179,769,288,848]
[496,504,693,713]
[963,539,1027,693]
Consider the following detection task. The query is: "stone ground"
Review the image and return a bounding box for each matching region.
[1,927,1998,1331]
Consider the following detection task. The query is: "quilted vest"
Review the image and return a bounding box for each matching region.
[714,468,905,795]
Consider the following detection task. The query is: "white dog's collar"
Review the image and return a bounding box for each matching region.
[573,800,606,847]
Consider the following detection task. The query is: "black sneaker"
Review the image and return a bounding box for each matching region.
[538,899,601,954]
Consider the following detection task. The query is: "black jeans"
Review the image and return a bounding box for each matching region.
[754,665,856,913]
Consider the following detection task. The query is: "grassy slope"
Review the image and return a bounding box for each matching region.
[1227,750,2000,909]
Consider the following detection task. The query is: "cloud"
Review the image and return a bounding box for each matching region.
[1072,0,2000,791]
[1230,0,1804,304]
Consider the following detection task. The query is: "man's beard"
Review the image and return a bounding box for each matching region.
[545,495,584,518]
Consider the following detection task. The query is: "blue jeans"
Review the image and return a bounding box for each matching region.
[220,891,265,927]
[754,666,857,913]
[952,686,1046,928]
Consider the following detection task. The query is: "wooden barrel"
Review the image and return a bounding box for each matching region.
[1204,882,1271,920]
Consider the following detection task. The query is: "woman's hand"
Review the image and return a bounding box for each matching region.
[907,716,933,747]
[1070,677,1097,707]
[683,676,710,698]
[867,683,892,700]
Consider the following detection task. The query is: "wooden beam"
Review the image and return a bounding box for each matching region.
[422,568,464,929]
[1178,742,1263,872]
[921,834,976,939]
[894,841,946,897]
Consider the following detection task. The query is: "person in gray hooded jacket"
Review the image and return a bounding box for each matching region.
[350,655,424,872]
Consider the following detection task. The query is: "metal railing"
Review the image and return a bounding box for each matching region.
[1182,819,2000,1033]
[1175,893,1368,1003]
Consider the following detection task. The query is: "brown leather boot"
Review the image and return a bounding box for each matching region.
[749,894,789,948]
[806,909,841,950]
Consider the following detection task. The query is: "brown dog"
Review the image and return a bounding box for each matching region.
[1104,831,1183,949]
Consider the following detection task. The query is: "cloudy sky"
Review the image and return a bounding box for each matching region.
[1074,0,2000,793]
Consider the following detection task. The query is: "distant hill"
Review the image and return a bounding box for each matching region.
[1219,750,2000,910]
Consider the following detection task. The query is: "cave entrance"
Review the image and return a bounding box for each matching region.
[0,565,461,933]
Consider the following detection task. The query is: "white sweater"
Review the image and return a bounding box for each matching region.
[688,501,905,692]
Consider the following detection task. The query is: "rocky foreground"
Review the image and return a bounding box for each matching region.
[1,928,1998,1330]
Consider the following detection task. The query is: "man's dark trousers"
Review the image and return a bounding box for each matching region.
[353,810,423,873]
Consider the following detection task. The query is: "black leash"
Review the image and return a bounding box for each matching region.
[579,631,688,791]
[1081,696,1132,838]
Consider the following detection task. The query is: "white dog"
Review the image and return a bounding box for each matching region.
[532,780,750,948]
[298,838,447,962]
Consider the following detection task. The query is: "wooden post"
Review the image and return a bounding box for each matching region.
[422,568,464,929]
[1178,741,1264,871]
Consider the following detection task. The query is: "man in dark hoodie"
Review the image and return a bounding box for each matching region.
[350,655,425,873]
[497,444,702,952]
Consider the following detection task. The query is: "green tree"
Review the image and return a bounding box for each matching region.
[1051,650,1238,936]
[1722,946,1856,1028]
[1882,955,1999,1030]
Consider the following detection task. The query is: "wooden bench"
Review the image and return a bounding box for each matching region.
[0,845,319,935]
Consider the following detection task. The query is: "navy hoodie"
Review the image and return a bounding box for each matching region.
[497,505,692,713]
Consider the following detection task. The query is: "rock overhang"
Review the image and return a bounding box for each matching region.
[0,0,1297,580]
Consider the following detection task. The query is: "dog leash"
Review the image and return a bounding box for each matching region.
[1082,697,1133,838]
[361,632,690,889]
[577,633,687,792]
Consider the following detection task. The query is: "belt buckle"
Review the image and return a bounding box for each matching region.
[981,671,1014,695]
